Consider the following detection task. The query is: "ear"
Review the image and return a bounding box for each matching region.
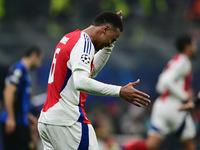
[102,25,109,33]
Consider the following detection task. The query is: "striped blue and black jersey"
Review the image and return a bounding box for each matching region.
[0,61,31,126]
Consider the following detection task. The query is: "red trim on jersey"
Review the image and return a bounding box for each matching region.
[79,92,91,124]
[160,90,170,102]
[160,54,180,102]
[173,54,180,61]
[164,54,180,71]
[184,71,192,92]
[43,29,82,112]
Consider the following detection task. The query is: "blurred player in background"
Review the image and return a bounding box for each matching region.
[123,34,197,150]
[0,46,43,150]
[38,10,151,150]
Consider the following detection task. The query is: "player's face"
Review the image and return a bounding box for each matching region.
[30,54,43,70]
[189,40,197,59]
[96,26,120,50]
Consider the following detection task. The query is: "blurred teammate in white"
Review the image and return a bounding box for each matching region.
[38,10,151,150]
[123,34,197,150]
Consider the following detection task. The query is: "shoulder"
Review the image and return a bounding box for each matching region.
[58,30,84,50]
[65,29,83,42]
[169,54,189,66]
[9,61,24,73]
[7,61,26,83]
[170,54,191,74]
[176,54,190,67]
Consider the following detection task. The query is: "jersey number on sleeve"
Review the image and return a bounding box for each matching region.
[48,48,61,84]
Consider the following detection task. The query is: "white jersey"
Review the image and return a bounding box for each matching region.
[155,54,192,108]
[38,29,121,126]
[149,54,195,140]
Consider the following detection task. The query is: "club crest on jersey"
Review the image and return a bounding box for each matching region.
[81,54,90,64]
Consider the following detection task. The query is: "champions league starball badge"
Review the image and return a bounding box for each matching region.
[81,54,90,64]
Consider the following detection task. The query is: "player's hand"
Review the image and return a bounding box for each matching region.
[179,101,195,111]
[5,116,16,134]
[119,79,151,107]
[116,10,122,20]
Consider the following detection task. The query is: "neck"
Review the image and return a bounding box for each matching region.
[21,57,31,70]
[82,25,100,47]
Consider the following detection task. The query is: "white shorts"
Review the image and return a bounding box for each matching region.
[148,99,196,141]
[38,122,99,150]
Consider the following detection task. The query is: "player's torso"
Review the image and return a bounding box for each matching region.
[39,30,94,125]
[156,54,192,107]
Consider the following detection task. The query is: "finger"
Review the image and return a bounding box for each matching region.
[133,94,151,103]
[134,95,151,104]
[119,10,122,16]
[134,89,150,99]
[117,10,122,14]
[116,10,123,19]
[131,79,140,86]
[133,98,149,106]
[131,101,141,107]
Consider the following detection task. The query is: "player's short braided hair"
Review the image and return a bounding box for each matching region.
[24,45,42,57]
[175,34,192,52]
[92,11,123,32]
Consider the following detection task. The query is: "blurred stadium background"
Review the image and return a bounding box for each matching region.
[0,0,200,149]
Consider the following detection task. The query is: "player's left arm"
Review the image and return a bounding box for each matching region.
[73,68,121,96]
[91,44,114,78]
[73,69,150,106]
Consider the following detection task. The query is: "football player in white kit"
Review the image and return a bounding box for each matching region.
[38,11,151,150]
[123,34,197,150]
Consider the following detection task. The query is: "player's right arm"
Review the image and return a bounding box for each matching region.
[3,83,17,134]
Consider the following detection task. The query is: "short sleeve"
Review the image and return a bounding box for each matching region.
[6,67,23,85]
[69,33,95,74]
